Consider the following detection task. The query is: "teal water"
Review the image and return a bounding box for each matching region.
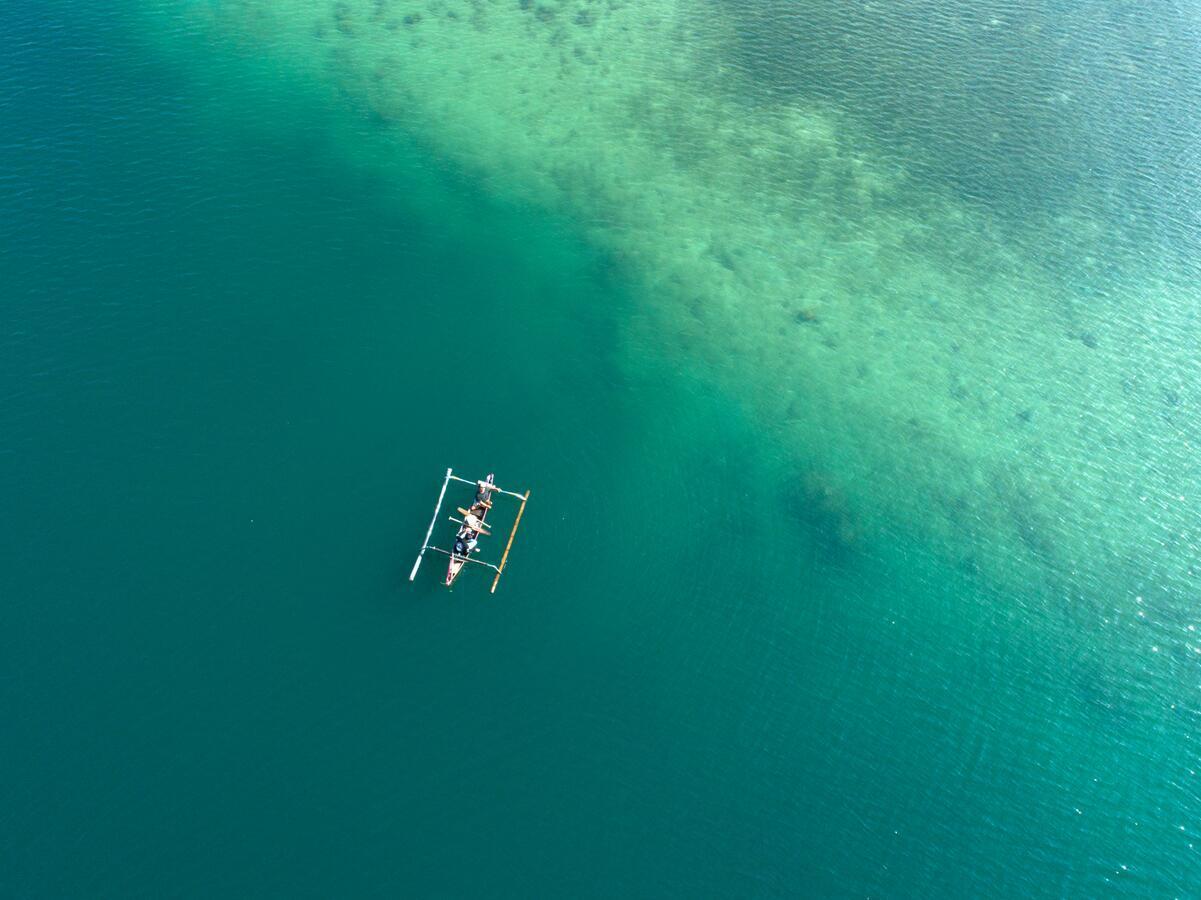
[5,1,1200,896]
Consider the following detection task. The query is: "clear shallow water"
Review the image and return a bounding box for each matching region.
[4,1,1200,896]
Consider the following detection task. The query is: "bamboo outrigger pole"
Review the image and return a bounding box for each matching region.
[409,467,452,581]
[491,490,530,594]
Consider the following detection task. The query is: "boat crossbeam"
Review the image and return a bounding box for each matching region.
[426,545,501,573]
[448,473,526,500]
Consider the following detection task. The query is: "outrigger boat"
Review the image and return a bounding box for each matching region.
[408,468,530,592]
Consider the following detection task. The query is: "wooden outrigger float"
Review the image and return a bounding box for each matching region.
[408,468,530,592]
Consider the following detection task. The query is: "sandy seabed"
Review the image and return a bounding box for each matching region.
[150,0,1201,648]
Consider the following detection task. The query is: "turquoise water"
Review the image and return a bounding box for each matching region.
[5,0,1200,895]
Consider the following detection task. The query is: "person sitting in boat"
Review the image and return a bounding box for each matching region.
[453,506,488,556]
[461,509,486,534]
[474,480,494,508]
[453,523,478,557]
